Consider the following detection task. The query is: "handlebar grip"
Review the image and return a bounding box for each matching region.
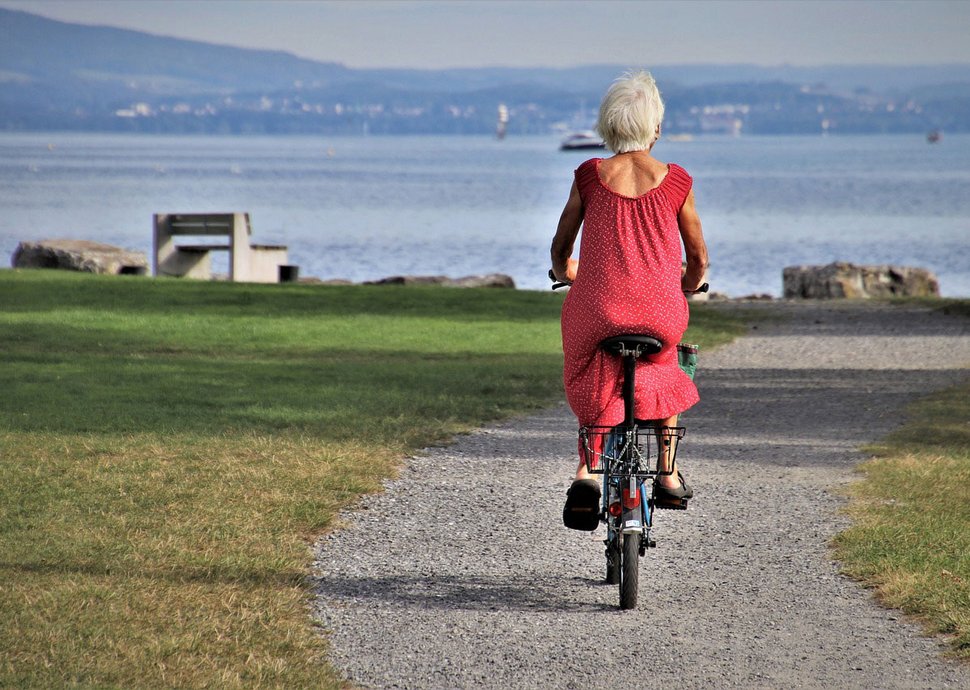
[549,268,570,290]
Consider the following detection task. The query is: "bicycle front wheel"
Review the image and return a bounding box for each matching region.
[619,532,640,609]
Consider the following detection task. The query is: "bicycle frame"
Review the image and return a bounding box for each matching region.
[604,426,651,533]
[579,422,685,608]
[582,424,684,535]
[577,338,687,608]
[550,272,704,609]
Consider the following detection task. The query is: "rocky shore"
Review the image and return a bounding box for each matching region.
[9,240,947,300]
[301,273,517,289]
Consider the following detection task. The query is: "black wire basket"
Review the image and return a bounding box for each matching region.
[579,424,685,475]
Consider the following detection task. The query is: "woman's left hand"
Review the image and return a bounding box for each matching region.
[564,258,579,283]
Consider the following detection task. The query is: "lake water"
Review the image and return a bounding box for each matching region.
[1,132,968,296]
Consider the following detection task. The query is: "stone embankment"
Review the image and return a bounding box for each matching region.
[783,262,939,299]
[12,239,148,275]
[363,274,516,288]
[299,274,517,288]
[10,241,947,299]
[9,239,516,288]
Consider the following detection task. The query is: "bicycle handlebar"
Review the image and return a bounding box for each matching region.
[548,269,570,290]
[549,269,709,294]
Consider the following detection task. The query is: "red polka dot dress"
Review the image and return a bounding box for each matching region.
[561,158,699,430]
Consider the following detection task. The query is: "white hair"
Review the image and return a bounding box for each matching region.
[595,70,665,153]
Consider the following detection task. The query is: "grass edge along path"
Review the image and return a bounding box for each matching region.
[0,270,744,689]
[833,300,970,661]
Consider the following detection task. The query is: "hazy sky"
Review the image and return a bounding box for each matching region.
[2,0,968,69]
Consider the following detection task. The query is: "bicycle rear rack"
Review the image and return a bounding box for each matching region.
[579,424,685,477]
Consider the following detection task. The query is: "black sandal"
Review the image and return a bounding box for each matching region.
[653,472,692,510]
[562,478,601,531]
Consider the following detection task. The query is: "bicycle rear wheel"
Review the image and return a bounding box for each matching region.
[619,532,640,609]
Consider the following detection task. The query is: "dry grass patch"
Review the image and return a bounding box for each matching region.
[834,381,970,660]
[1,431,384,688]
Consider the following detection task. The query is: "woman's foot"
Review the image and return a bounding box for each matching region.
[563,478,601,531]
[653,472,692,509]
[655,471,693,498]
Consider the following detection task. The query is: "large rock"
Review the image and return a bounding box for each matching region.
[364,273,516,288]
[12,239,148,275]
[783,262,939,299]
[449,273,516,289]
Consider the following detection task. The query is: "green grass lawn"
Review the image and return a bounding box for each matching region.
[0,270,743,689]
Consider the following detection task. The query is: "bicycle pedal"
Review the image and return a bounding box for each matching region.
[654,498,688,511]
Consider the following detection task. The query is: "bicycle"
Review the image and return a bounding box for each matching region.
[551,270,706,609]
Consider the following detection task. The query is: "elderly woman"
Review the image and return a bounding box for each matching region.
[551,71,709,530]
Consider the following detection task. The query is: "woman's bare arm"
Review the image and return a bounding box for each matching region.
[550,181,584,282]
[679,189,709,291]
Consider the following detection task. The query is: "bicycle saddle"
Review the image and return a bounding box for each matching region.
[599,334,663,358]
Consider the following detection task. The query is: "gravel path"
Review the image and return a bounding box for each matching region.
[312,300,970,690]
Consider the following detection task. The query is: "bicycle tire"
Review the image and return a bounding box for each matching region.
[605,530,620,584]
[619,532,640,609]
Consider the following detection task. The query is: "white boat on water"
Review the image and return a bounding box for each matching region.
[559,130,606,151]
[496,103,508,140]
